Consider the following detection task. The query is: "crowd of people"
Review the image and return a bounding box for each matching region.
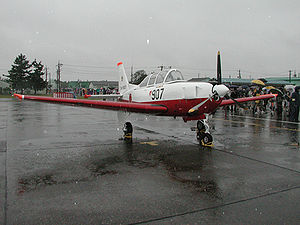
[74,87,119,96]
[224,85,300,122]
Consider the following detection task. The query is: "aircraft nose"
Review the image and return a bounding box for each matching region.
[213,84,230,97]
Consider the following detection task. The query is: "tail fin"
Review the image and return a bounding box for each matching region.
[117,62,130,95]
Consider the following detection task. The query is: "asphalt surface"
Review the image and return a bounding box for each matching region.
[0,98,299,225]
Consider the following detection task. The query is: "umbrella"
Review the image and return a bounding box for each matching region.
[264,86,276,90]
[251,79,265,86]
[270,88,283,96]
[262,86,283,96]
[258,78,267,83]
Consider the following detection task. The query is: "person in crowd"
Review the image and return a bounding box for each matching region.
[289,86,300,122]
[230,87,238,112]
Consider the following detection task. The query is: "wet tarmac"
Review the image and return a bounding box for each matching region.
[0,98,299,224]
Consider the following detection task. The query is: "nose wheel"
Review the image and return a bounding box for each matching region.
[123,122,133,142]
[196,120,213,147]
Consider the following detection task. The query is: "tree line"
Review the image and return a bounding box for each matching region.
[4,53,47,94]
[4,53,149,95]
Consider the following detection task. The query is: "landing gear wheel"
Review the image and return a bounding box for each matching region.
[196,119,213,147]
[198,133,213,147]
[123,122,133,142]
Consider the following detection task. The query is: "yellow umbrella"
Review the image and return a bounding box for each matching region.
[251,79,265,86]
[265,86,276,90]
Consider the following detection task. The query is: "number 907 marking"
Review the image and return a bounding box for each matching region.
[151,88,164,100]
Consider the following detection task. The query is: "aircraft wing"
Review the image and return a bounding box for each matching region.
[84,94,122,99]
[219,94,277,106]
[13,94,167,114]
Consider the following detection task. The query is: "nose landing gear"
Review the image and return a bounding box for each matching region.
[196,120,213,147]
[123,122,133,142]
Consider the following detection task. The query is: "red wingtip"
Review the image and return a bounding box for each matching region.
[117,62,123,66]
[14,93,22,99]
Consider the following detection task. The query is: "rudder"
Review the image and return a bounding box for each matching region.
[117,62,130,95]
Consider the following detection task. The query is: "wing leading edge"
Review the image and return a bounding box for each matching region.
[13,94,168,114]
[219,94,277,106]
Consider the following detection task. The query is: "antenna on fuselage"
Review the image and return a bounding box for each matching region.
[158,65,172,71]
[217,51,222,84]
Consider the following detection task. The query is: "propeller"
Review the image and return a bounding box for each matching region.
[217,51,222,84]
[226,93,249,110]
[188,51,229,115]
[216,51,248,110]
[188,93,216,115]
[188,84,229,115]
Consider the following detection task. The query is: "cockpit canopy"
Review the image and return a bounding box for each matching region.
[139,69,184,87]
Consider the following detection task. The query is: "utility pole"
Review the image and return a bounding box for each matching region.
[238,69,241,79]
[57,61,63,92]
[48,72,51,93]
[130,65,133,83]
[45,67,48,94]
[289,70,292,83]
[45,67,48,82]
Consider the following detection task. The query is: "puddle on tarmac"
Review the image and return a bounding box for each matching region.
[160,151,221,198]
[87,155,121,176]
[135,126,160,134]
[18,140,220,198]
[18,174,57,194]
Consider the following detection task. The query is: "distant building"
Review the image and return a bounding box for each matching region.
[0,80,10,94]
[188,77,296,87]
[266,77,300,86]
[67,81,90,89]
[89,81,118,89]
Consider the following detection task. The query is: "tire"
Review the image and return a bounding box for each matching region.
[123,122,133,134]
[199,133,213,147]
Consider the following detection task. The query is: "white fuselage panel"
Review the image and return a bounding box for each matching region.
[123,82,213,103]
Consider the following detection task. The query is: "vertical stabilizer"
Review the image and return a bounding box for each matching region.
[117,62,130,94]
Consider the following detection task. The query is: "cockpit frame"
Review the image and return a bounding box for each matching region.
[139,69,184,87]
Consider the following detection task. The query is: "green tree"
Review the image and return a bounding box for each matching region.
[130,70,147,85]
[6,53,31,93]
[29,60,47,94]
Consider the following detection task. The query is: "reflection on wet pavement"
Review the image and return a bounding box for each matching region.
[2,99,300,224]
[18,174,57,194]
[17,139,220,200]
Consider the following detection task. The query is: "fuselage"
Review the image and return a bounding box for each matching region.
[121,69,228,118]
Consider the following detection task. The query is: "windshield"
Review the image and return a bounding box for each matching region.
[164,70,184,83]
[139,75,150,87]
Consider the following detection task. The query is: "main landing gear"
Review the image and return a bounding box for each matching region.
[122,120,213,147]
[123,122,133,142]
[196,120,213,147]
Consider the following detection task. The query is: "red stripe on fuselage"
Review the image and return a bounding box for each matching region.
[127,98,222,117]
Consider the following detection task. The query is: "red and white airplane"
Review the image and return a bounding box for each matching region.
[14,52,276,146]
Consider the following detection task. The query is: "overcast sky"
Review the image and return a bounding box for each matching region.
[1,0,299,81]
